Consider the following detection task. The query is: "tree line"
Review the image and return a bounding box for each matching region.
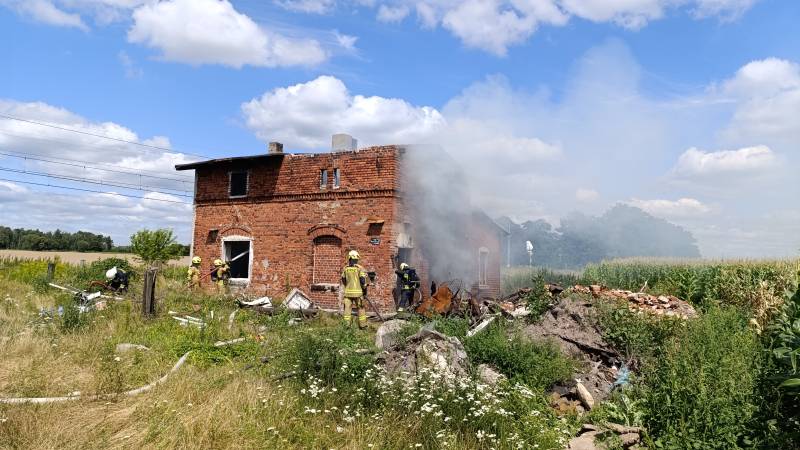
[498,204,701,269]
[0,226,115,252]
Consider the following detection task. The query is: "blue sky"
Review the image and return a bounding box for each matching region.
[0,0,798,257]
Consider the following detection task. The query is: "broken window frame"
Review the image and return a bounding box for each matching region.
[229,170,249,198]
[221,236,252,285]
[320,169,329,189]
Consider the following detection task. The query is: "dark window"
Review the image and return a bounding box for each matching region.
[224,240,250,279]
[230,171,248,197]
[320,169,328,188]
[333,168,340,187]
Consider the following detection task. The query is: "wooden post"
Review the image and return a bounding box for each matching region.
[46,262,55,281]
[142,268,157,317]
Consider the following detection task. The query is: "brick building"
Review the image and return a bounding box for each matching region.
[175,139,507,312]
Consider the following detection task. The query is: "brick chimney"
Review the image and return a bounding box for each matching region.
[268,141,283,154]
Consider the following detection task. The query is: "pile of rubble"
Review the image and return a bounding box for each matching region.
[572,284,696,319]
[525,298,624,412]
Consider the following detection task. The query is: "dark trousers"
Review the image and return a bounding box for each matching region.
[399,289,414,309]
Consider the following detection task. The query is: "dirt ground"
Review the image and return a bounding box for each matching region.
[0,250,190,266]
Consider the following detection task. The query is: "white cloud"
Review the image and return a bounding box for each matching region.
[440,0,539,56]
[1,0,88,30]
[241,75,446,148]
[718,58,800,145]
[672,145,776,176]
[629,198,712,218]
[0,99,196,194]
[691,0,758,19]
[127,0,327,68]
[559,0,664,28]
[275,0,336,14]
[575,188,599,202]
[376,4,409,22]
[0,181,191,244]
[363,0,759,55]
[334,31,358,51]
[0,100,195,243]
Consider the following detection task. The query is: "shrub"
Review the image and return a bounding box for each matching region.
[464,322,575,390]
[130,229,183,267]
[525,271,555,321]
[594,300,681,362]
[640,307,764,449]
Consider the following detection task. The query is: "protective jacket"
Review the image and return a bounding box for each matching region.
[395,267,420,291]
[109,270,129,292]
[187,266,200,285]
[341,263,366,298]
[211,264,230,283]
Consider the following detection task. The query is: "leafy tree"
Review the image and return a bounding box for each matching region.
[130,228,183,266]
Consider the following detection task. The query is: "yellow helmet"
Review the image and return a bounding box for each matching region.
[192,256,201,265]
[399,263,409,270]
[213,259,224,267]
[347,250,360,260]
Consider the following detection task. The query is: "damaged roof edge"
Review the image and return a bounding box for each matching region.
[473,210,511,235]
[175,153,285,171]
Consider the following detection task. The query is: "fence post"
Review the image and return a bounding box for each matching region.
[46,262,55,281]
[142,268,158,317]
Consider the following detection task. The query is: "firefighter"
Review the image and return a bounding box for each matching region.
[105,266,129,293]
[187,256,202,289]
[341,249,368,328]
[395,262,420,312]
[210,259,230,294]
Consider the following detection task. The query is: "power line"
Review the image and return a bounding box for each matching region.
[0,177,192,205]
[0,166,193,198]
[0,129,195,179]
[0,150,193,184]
[0,113,210,159]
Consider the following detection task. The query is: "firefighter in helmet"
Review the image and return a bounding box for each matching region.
[187,256,202,289]
[105,266,129,293]
[210,259,230,293]
[395,262,420,312]
[341,249,368,328]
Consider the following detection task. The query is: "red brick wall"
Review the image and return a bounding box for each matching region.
[190,147,401,311]
[467,214,504,299]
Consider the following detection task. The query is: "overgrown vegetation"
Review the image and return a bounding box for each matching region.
[464,322,576,390]
[3,255,800,449]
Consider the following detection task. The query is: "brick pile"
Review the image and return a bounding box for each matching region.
[572,284,697,319]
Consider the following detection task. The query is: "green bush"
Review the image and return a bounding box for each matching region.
[640,307,764,449]
[594,300,681,361]
[525,271,556,321]
[464,322,575,390]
